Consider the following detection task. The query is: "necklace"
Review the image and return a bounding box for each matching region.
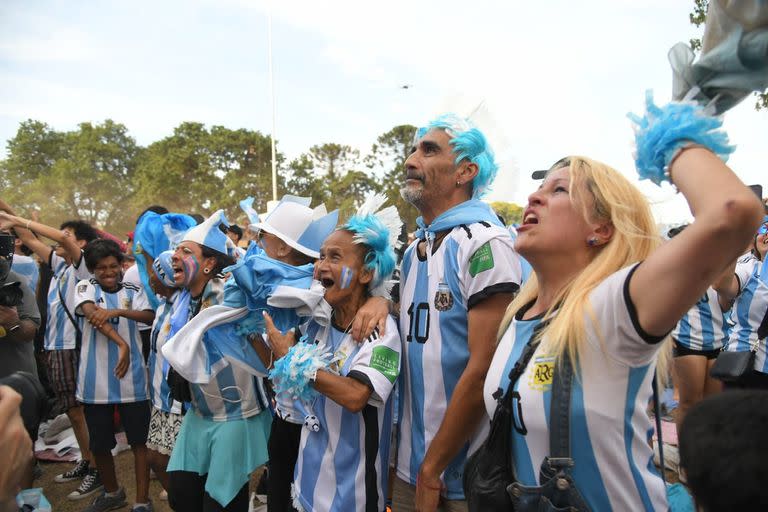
[331,310,356,334]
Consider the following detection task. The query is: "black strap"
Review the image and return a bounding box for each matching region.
[493,320,550,407]
[57,276,83,350]
[652,375,667,486]
[548,354,574,460]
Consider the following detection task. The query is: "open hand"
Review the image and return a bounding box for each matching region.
[263,311,297,359]
[351,296,389,342]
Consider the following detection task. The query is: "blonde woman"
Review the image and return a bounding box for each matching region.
[482,145,762,511]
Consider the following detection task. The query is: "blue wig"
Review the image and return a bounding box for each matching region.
[341,195,402,295]
[416,113,498,198]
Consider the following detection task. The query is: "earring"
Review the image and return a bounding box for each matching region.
[203,267,211,274]
[587,237,598,247]
[456,180,462,187]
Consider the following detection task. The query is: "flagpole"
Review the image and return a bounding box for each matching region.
[268,8,278,202]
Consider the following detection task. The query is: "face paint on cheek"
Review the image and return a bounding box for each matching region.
[181,254,200,286]
[340,266,355,289]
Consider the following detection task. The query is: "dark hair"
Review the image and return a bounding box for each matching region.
[135,205,169,225]
[189,213,205,225]
[200,246,235,275]
[59,220,99,243]
[679,391,768,511]
[227,224,243,241]
[83,239,125,272]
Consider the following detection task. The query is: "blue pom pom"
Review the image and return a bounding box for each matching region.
[628,90,735,186]
[269,340,333,403]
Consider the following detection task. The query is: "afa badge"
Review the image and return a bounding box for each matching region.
[135,242,143,255]
[121,297,132,309]
[529,355,555,392]
[434,282,453,311]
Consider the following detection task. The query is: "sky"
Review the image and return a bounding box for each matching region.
[1,0,766,225]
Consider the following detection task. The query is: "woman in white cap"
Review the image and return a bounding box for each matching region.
[164,210,271,512]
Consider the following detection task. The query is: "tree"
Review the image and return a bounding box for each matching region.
[0,119,140,234]
[688,0,767,110]
[366,125,419,231]
[132,123,282,225]
[489,201,523,226]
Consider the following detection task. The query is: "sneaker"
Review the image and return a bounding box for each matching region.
[83,487,127,512]
[67,469,104,501]
[55,459,89,483]
[132,501,153,512]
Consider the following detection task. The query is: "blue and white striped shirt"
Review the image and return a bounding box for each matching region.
[672,287,729,352]
[397,222,521,499]
[293,317,400,512]
[148,292,183,413]
[74,279,151,404]
[44,252,91,351]
[726,255,768,373]
[484,265,667,511]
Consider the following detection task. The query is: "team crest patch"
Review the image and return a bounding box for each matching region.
[77,284,88,294]
[469,242,494,277]
[529,355,555,392]
[370,346,399,383]
[434,282,454,311]
[121,297,132,309]
[135,242,143,254]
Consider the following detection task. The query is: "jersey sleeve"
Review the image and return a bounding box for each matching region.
[734,257,756,294]
[48,252,67,274]
[74,279,97,315]
[586,264,668,366]
[71,250,91,280]
[132,285,152,311]
[458,227,522,309]
[346,316,401,407]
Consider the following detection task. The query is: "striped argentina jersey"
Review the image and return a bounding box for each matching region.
[74,279,151,404]
[671,287,729,351]
[148,292,183,413]
[726,255,768,373]
[187,279,265,421]
[293,316,400,512]
[484,265,667,511]
[45,252,92,351]
[11,254,39,293]
[397,222,521,499]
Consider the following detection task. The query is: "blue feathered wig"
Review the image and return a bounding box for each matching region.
[341,195,402,296]
[416,113,498,198]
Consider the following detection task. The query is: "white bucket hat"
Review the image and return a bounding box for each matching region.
[249,195,338,259]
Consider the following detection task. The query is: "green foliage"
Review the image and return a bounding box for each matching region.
[366,125,418,231]
[0,119,139,234]
[489,201,523,226]
[687,0,767,111]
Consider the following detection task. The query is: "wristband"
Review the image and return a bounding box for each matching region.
[627,89,735,186]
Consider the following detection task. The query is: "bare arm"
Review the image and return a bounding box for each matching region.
[713,259,740,303]
[87,306,155,329]
[0,212,81,265]
[417,292,513,506]
[312,371,373,413]
[630,148,763,337]
[79,302,130,378]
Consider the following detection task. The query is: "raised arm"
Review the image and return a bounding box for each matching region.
[0,212,82,265]
[630,147,763,337]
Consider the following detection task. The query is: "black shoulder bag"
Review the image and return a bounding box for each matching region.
[463,324,545,512]
[506,353,590,511]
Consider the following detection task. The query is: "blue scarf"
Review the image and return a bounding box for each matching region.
[415,199,503,240]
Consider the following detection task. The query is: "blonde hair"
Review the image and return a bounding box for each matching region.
[500,156,671,377]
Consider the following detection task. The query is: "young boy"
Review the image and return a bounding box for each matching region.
[74,239,156,512]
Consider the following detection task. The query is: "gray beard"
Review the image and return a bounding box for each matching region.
[400,185,423,207]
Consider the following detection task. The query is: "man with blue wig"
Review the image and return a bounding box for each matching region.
[394,114,523,511]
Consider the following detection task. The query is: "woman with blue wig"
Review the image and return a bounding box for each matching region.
[266,195,403,512]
